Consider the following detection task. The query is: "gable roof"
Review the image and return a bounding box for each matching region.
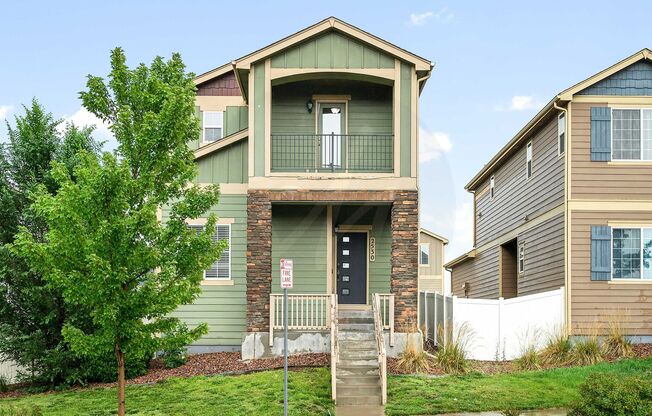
[465,48,652,191]
[420,228,449,244]
[194,16,433,91]
[194,129,248,160]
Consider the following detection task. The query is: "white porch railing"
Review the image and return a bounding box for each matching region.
[330,294,338,402]
[377,293,395,347]
[372,293,388,405]
[269,294,334,346]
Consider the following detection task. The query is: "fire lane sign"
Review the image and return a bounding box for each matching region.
[280,259,293,289]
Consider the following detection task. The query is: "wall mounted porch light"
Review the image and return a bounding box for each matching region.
[306,98,313,113]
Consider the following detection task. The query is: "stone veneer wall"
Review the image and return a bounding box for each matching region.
[390,190,419,329]
[246,191,272,332]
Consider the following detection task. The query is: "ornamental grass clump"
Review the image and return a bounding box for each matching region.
[602,312,633,359]
[434,322,473,374]
[396,336,430,374]
[539,328,572,366]
[569,335,603,366]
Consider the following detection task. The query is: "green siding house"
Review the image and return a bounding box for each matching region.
[174,17,434,358]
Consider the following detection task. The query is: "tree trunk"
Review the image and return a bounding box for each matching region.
[116,344,126,416]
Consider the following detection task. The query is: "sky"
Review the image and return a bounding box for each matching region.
[2,0,652,260]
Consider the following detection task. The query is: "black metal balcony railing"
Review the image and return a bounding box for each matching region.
[271,134,394,173]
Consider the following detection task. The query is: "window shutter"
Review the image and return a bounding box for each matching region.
[591,107,611,161]
[591,225,611,281]
[195,105,203,144]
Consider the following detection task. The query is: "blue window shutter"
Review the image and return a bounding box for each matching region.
[591,225,611,281]
[591,107,611,161]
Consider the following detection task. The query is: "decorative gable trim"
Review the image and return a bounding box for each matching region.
[194,129,248,160]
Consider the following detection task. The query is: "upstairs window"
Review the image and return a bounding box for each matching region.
[188,224,231,280]
[612,227,652,280]
[558,112,566,156]
[490,176,495,199]
[419,243,430,265]
[526,142,533,179]
[203,111,224,143]
[612,108,652,161]
[519,244,525,274]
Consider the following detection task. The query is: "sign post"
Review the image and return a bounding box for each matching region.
[280,259,293,416]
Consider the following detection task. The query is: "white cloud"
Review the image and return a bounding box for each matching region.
[452,202,474,250]
[410,8,454,26]
[419,127,452,163]
[0,105,14,120]
[61,107,112,142]
[494,95,543,112]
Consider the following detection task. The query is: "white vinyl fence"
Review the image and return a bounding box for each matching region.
[0,359,19,384]
[419,287,565,361]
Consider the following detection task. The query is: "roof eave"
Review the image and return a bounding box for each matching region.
[444,249,476,269]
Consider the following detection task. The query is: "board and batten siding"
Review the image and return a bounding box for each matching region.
[571,101,652,200]
[270,31,394,69]
[474,114,564,247]
[271,81,392,136]
[518,213,565,296]
[167,194,248,347]
[196,139,248,184]
[451,247,500,299]
[570,210,652,335]
[271,205,328,294]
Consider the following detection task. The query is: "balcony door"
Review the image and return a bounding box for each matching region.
[318,103,346,170]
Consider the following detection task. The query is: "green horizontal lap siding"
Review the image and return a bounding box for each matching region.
[400,62,412,177]
[334,205,391,302]
[253,62,266,177]
[224,106,248,136]
[271,205,327,294]
[196,139,248,184]
[271,31,394,69]
[164,194,247,346]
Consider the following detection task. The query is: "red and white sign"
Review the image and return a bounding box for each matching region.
[280,259,293,289]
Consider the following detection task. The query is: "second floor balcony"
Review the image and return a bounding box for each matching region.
[271,133,393,173]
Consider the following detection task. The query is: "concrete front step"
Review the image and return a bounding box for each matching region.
[338,316,373,324]
[338,323,374,332]
[336,374,381,386]
[337,383,381,396]
[336,365,379,376]
[340,350,377,360]
[338,310,373,319]
[338,357,378,366]
[336,394,382,406]
[338,331,375,341]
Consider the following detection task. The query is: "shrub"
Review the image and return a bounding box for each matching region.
[514,345,540,371]
[0,405,43,416]
[569,336,603,366]
[0,376,7,393]
[434,322,473,374]
[162,347,187,370]
[568,373,652,416]
[602,313,633,359]
[397,336,430,374]
[539,330,572,366]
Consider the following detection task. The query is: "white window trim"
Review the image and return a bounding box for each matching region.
[203,111,224,144]
[610,227,652,281]
[526,142,533,180]
[419,243,430,266]
[558,112,566,157]
[186,219,233,283]
[518,244,525,274]
[204,223,231,281]
[490,175,495,200]
[610,107,652,162]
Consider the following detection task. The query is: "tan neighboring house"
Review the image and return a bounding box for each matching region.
[418,228,447,293]
[446,49,652,339]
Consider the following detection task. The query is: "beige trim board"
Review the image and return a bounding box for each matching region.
[194,63,234,86]
[569,200,652,211]
[410,66,417,178]
[608,279,652,285]
[248,176,417,191]
[268,172,395,179]
[195,96,246,110]
[420,228,449,244]
[393,59,401,177]
[336,225,373,232]
[194,129,248,160]
[572,96,652,105]
[607,220,652,227]
[444,249,476,269]
[264,59,272,177]
[607,160,652,166]
[248,66,255,177]
[201,279,235,286]
[186,217,235,226]
[312,94,351,101]
[271,68,395,82]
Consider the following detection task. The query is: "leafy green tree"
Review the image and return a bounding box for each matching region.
[0,100,101,387]
[12,48,222,416]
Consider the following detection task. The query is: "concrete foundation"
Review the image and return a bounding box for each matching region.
[241,331,420,360]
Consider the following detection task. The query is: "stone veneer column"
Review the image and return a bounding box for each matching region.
[390,190,419,330]
[246,190,272,332]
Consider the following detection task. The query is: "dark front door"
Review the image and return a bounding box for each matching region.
[336,232,367,304]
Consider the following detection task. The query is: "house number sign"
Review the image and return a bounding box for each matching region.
[369,237,376,262]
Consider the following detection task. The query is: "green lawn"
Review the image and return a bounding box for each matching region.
[386,357,652,415]
[0,368,334,416]
[2,358,651,415]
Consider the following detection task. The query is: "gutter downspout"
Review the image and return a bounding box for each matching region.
[417,63,434,94]
[553,100,571,337]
